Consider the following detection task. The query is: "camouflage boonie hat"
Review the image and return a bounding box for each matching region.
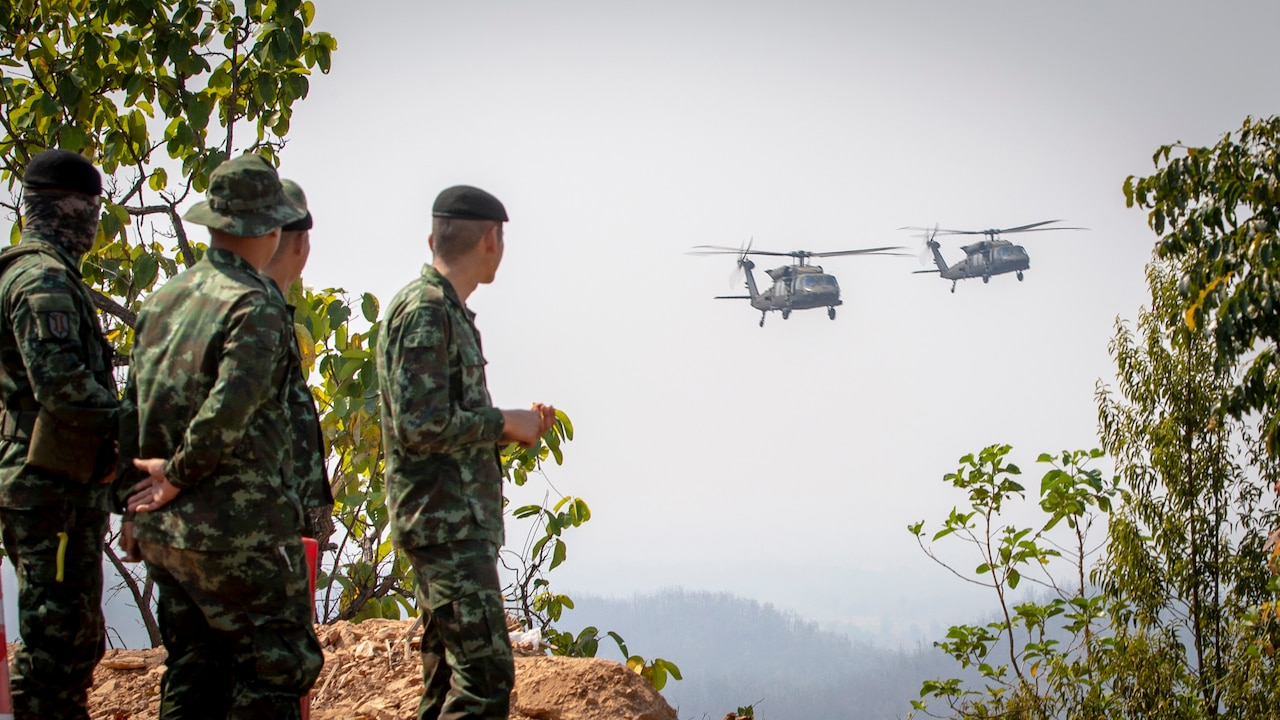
[183,154,306,238]
[280,179,312,232]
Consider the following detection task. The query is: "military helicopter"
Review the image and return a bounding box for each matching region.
[903,220,1084,293]
[690,243,906,326]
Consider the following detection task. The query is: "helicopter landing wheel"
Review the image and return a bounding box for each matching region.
[782,308,791,319]
[983,274,990,284]
[828,307,836,320]
[1017,271,1024,281]
[759,314,766,328]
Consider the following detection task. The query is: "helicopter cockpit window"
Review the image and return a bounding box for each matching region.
[797,274,838,292]
[994,246,1025,261]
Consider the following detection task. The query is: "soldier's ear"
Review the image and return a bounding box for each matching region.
[481,225,501,255]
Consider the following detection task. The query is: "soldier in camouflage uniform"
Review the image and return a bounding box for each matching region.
[261,179,334,545]
[117,154,322,720]
[377,185,556,720]
[0,149,118,719]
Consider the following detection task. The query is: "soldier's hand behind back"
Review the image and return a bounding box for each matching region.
[119,520,142,562]
[127,458,182,512]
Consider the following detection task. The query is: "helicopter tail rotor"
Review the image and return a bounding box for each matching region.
[914,224,940,266]
[727,237,753,289]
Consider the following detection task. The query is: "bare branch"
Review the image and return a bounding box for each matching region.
[123,204,172,217]
[103,541,161,647]
[117,173,147,207]
[169,207,196,268]
[91,288,137,327]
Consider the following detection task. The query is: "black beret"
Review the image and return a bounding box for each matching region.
[23,149,101,196]
[432,185,508,222]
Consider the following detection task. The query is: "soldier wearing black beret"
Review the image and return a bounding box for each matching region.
[431,184,510,222]
[378,184,554,719]
[0,149,119,718]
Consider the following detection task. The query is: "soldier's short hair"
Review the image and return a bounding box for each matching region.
[432,217,501,262]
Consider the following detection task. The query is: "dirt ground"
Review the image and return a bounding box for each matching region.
[80,618,678,720]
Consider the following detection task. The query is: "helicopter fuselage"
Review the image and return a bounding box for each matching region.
[755,265,842,311]
[695,242,903,326]
[908,219,1080,293]
[931,239,1029,283]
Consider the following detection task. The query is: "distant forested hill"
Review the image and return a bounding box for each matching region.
[559,587,962,720]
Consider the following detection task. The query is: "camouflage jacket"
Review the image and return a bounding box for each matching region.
[119,248,302,550]
[378,264,505,550]
[0,234,119,509]
[265,279,333,515]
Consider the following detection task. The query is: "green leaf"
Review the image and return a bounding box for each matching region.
[361,292,379,322]
[148,167,168,191]
[132,254,159,289]
[327,301,351,326]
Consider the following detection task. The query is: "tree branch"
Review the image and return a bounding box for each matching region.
[123,204,172,217]
[169,207,196,268]
[91,288,137,327]
[117,172,148,207]
[104,542,161,647]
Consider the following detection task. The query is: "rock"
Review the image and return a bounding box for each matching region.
[513,656,677,720]
[86,619,678,720]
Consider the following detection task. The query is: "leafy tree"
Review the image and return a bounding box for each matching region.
[910,259,1280,720]
[907,444,1120,719]
[1096,258,1279,718]
[1124,115,1280,456]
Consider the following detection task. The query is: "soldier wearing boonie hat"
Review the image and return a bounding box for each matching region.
[0,149,120,719]
[262,179,334,549]
[378,184,556,719]
[118,153,322,719]
[182,153,308,238]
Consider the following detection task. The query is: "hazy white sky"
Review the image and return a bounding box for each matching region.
[13,1,1277,648]
[274,0,1280,643]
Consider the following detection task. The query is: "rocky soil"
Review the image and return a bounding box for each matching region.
[83,618,679,720]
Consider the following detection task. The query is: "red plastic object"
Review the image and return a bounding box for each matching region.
[300,538,318,720]
[0,561,12,719]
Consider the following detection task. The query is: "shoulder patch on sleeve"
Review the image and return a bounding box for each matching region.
[28,292,78,340]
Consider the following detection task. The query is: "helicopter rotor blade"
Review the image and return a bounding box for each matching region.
[1003,224,1088,234]
[920,220,1087,237]
[810,246,908,258]
[688,245,752,255]
[688,245,799,258]
[995,219,1062,233]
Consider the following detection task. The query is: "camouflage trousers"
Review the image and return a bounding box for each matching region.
[0,505,107,720]
[139,539,323,720]
[404,539,514,720]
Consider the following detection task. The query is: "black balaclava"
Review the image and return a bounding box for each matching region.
[22,190,101,258]
[21,149,103,259]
